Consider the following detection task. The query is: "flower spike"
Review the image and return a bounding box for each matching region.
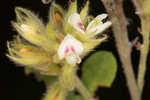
[7,1,112,100]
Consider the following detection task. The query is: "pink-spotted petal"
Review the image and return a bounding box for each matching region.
[57,34,83,60]
[68,13,85,34]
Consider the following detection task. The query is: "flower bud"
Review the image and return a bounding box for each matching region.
[12,7,58,52]
[7,36,61,76]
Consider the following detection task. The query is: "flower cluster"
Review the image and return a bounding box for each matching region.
[7,0,111,99]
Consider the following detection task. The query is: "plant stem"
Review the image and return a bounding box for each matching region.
[101,0,141,100]
[137,18,150,93]
[132,0,150,94]
[43,82,67,100]
[74,75,95,100]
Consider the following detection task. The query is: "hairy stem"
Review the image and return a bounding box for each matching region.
[43,82,67,100]
[101,0,141,100]
[132,0,150,94]
[74,75,95,100]
[137,18,150,93]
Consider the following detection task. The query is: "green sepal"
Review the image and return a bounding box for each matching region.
[39,64,61,76]
[7,43,51,69]
[82,36,107,57]
[13,7,59,52]
[47,2,65,31]
[63,0,77,34]
[7,37,61,75]
[80,0,89,26]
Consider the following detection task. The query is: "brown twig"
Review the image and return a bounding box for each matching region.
[130,37,142,50]
[131,0,150,94]
[137,18,150,93]
[101,0,141,100]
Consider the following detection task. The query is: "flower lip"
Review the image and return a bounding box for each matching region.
[57,34,83,64]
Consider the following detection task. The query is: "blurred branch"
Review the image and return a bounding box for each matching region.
[132,0,150,94]
[101,0,141,100]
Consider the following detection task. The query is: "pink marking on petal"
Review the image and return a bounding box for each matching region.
[64,47,69,54]
[70,46,75,53]
[77,22,85,32]
[77,23,83,27]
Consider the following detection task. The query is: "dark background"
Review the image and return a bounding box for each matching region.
[1,0,150,100]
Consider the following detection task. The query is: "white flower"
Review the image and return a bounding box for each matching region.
[57,34,83,65]
[68,13,85,34]
[68,13,112,35]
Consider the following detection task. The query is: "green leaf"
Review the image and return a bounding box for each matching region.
[82,51,117,93]
[66,92,84,100]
